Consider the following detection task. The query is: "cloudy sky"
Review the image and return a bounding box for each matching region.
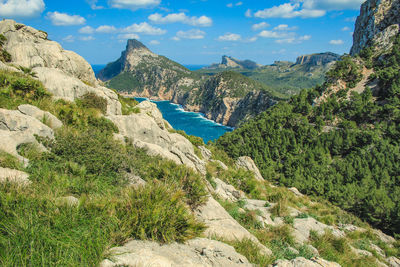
[0,0,364,65]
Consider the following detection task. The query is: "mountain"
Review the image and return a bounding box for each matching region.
[197,52,340,97]
[99,40,278,127]
[204,55,262,70]
[217,0,400,237]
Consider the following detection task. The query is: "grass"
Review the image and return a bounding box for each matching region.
[0,150,23,170]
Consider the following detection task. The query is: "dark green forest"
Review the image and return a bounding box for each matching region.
[217,36,400,235]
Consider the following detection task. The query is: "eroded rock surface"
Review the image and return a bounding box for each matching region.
[100,238,252,267]
[0,167,31,186]
[236,156,264,181]
[271,257,341,267]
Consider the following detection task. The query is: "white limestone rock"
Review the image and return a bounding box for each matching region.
[236,156,264,181]
[271,257,341,267]
[0,167,31,186]
[18,104,62,129]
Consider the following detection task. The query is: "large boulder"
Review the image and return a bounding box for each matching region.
[0,108,54,163]
[108,101,206,174]
[0,20,122,116]
[18,104,62,129]
[271,257,341,267]
[195,197,272,255]
[236,156,264,181]
[100,238,252,267]
[292,217,345,244]
[0,167,31,186]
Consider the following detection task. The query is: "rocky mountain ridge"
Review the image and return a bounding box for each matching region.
[205,55,262,70]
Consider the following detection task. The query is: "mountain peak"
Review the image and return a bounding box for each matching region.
[126,39,148,51]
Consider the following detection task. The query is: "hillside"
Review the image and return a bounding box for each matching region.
[99,40,279,127]
[197,53,340,97]
[217,0,400,238]
[1,18,400,267]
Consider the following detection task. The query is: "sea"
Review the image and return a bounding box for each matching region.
[91,64,231,143]
[135,98,233,143]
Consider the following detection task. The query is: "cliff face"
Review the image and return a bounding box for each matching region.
[206,56,262,70]
[100,40,277,127]
[295,52,341,67]
[351,0,400,55]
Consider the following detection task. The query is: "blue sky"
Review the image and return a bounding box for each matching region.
[0,0,364,65]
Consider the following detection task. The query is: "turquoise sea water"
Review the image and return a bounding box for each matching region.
[135,98,233,143]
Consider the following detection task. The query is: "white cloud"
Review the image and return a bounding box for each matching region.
[0,0,44,18]
[173,29,206,41]
[148,12,212,27]
[227,2,242,8]
[302,0,364,10]
[330,39,344,45]
[96,25,117,33]
[47,12,86,26]
[245,36,258,43]
[218,33,242,41]
[245,9,252,18]
[123,22,166,35]
[118,33,140,40]
[62,35,74,43]
[273,24,298,31]
[109,0,160,10]
[258,30,288,39]
[252,22,270,31]
[276,34,311,44]
[254,3,325,19]
[149,40,160,45]
[79,26,94,34]
[342,26,351,31]
[80,36,95,41]
[86,0,104,9]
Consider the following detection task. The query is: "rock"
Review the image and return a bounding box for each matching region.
[295,53,341,67]
[125,173,146,188]
[243,199,284,227]
[288,187,304,197]
[350,246,373,257]
[0,108,54,162]
[0,20,122,116]
[338,224,364,233]
[370,243,386,258]
[373,229,396,244]
[292,217,345,244]
[0,19,95,85]
[287,247,299,255]
[195,196,272,255]
[351,0,400,55]
[271,257,341,267]
[107,108,206,174]
[306,245,320,257]
[211,159,228,170]
[55,196,79,207]
[213,178,245,202]
[235,156,264,181]
[136,100,165,129]
[387,257,400,267]
[0,167,31,186]
[100,238,252,267]
[199,146,212,161]
[18,104,62,129]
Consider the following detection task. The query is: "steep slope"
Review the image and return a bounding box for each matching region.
[198,52,340,97]
[99,40,278,127]
[217,0,400,236]
[204,55,262,70]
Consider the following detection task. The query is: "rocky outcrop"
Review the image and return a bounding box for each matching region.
[0,108,54,163]
[236,156,264,181]
[0,167,31,186]
[108,101,206,174]
[206,55,262,70]
[295,52,340,67]
[213,178,245,202]
[18,104,62,130]
[271,257,341,267]
[351,0,400,55]
[194,196,272,255]
[0,20,121,116]
[292,217,345,244]
[100,238,252,267]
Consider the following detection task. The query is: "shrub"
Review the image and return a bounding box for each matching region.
[118,95,140,115]
[78,92,108,114]
[115,183,205,243]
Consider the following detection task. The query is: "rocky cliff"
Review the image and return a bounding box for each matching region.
[294,52,341,68]
[205,55,262,70]
[351,0,400,55]
[100,40,277,127]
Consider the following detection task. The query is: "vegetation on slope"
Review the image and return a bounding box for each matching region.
[217,35,400,235]
[0,70,207,266]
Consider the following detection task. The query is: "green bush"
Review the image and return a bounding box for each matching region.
[78,92,108,114]
[115,183,205,243]
[118,95,140,115]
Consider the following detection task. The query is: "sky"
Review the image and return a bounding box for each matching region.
[0,0,364,65]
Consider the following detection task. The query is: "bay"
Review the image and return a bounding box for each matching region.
[135,98,233,143]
